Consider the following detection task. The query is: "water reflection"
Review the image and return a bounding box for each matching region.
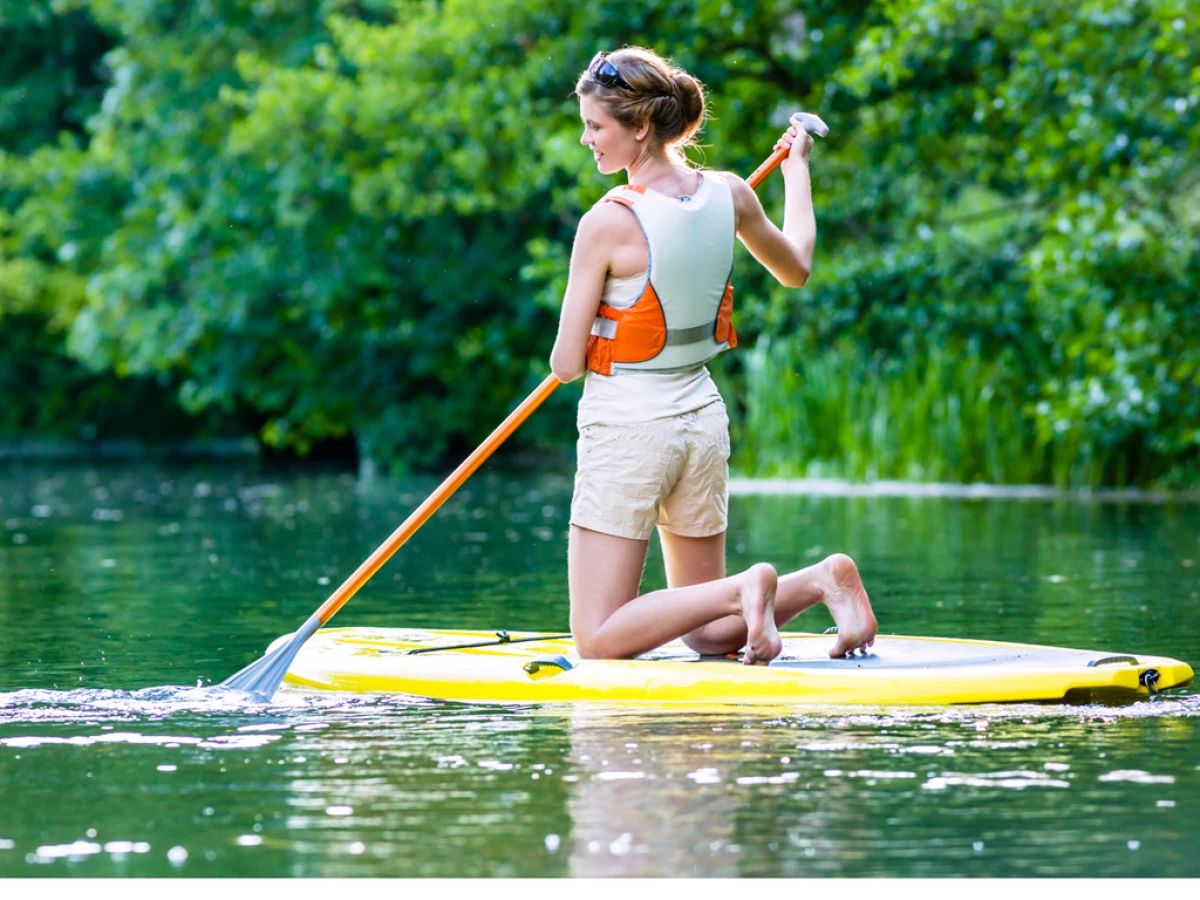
[548,701,1200,877]
[562,707,743,876]
[0,687,1196,876]
[1,462,1198,876]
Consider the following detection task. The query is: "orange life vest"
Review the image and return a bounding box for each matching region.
[585,175,737,376]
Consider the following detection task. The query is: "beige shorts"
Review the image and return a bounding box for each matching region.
[570,404,730,541]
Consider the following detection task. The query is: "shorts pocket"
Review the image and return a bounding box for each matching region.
[577,425,670,501]
[696,407,731,460]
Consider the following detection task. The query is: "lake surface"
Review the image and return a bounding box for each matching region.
[1,462,1197,877]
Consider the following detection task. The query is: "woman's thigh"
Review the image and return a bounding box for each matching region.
[659,528,726,588]
[660,529,747,654]
[568,524,650,642]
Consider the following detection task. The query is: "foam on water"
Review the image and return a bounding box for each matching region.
[0,681,1194,731]
[0,684,428,726]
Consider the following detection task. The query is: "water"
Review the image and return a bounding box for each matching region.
[1,463,1197,876]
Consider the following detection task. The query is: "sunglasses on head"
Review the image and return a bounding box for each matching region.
[588,52,633,91]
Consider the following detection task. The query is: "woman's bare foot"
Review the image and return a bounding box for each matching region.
[739,563,782,665]
[822,554,877,657]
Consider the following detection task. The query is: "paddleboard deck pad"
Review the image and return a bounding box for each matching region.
[272,628,1193,705]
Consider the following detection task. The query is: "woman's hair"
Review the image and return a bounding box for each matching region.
[575,46,708,165]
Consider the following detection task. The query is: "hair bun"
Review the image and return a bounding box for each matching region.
[669,70,705,127]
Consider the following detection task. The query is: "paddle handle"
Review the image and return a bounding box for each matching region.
[315,373,560,623]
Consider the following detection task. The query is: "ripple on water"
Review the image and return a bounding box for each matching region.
[1097,769,1176,784]
[3,684,1194,733]
[0,685,429,726]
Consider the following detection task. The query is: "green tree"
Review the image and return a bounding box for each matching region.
[57,0,874,466]
[736,0,1199,486]
[1,0,1196,485]
[0,1,113,155]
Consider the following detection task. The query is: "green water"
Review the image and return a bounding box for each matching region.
[1,463,1197,877]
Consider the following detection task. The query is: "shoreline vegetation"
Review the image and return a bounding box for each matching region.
[2,2,1196,489]
[728,477,1200,505]
[4,447,1199,506]
[719,337,1196,492]
[0,438,259,463]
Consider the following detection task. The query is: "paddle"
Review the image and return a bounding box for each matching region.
[221,112,829,701]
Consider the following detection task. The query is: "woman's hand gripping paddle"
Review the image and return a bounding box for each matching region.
[220,112,830,702]
[746,112,828,188]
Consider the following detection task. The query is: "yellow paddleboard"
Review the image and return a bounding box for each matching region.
[275,628,1193,705]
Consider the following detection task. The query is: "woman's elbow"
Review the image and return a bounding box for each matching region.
[781,264,810,288]
[552,365,584,383]
[549,352,585,383]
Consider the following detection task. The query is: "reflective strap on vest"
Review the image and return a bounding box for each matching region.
[664,320,718,346]
[590,317,618,340]
[590,316,718,345]
[610,360,723,375]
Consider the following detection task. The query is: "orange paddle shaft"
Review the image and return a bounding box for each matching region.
[746,146,789,190]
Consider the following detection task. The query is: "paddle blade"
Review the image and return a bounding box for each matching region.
[220,614,322,702]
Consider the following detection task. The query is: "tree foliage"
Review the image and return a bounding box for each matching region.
[1,0,1196,484]
[796,0,1200,486]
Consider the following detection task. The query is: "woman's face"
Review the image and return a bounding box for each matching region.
[579,95,643,176]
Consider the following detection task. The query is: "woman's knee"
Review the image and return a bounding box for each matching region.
[681,626,744,657]
[572,631,626,660]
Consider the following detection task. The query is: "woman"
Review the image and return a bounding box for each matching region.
[550,47,877,665]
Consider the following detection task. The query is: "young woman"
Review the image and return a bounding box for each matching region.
[550,47,877,665]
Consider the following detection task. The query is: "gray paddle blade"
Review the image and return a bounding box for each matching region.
[220,614,322,702]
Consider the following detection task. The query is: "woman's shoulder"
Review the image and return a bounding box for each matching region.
[579,192,641,237]
[707,169,750,196]
[709,170,756,224]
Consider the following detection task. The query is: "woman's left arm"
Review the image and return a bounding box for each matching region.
[549,206,618,383]
[728,124,816,288]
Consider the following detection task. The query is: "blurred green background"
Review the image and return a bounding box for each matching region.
[2,0,1197,487]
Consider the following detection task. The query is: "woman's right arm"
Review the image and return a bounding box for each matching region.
[728,126,816,288]
[548,205,621,383]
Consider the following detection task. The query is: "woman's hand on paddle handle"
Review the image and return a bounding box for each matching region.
[776,112,824,176]
[737,111,827,287]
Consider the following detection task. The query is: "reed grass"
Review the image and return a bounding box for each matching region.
[720,338,1051,484]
